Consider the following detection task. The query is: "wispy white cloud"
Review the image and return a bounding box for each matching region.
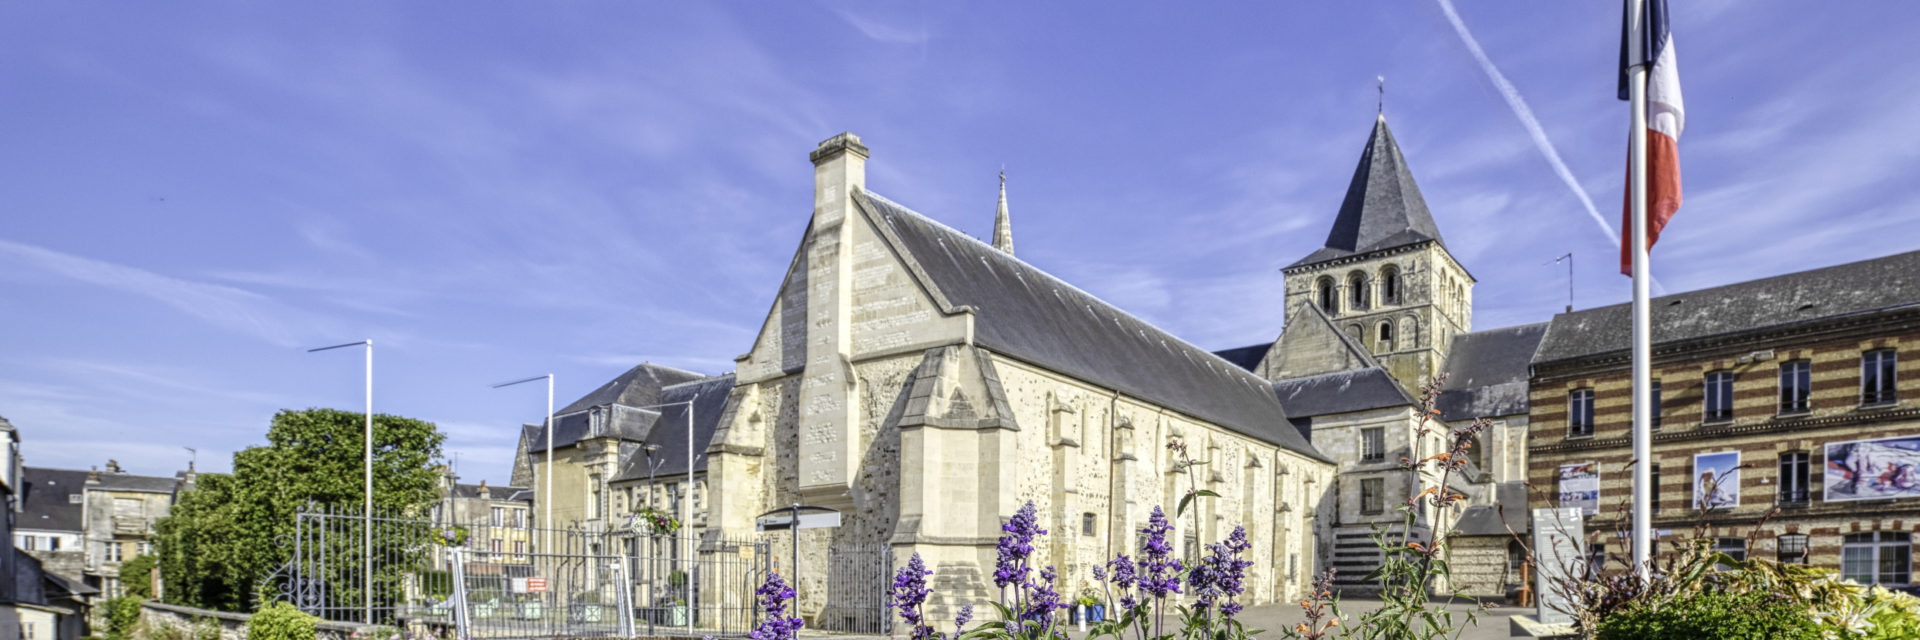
[0,237,325,347]
[1434,0,1667,294]
[833,7,930,46]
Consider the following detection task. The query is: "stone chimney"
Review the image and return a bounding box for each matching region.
[478,480,491,501]
[86,467,100,485]
[105,459,123,474]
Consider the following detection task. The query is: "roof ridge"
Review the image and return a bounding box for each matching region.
[864,189,1282,391]
[660,372,735,391]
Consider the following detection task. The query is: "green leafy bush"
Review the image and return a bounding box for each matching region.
[1596,590,1821,640]
[118,555,159,599]
[102,595,144,640]
[249,601,318,640]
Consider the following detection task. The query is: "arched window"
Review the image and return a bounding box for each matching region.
[1316,277,1336,314]
[1377,322,1394,353]
[1346,325,1362,342]
[1380,265,1400,305]
[1347,272,1368,311]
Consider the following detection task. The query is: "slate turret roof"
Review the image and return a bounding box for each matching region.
[858,190,1326,462]
[1533,250,1920,365]
[1288,116,1447,270]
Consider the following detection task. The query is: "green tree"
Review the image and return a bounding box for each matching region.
[151,409,445,612]
[118,554,159,599]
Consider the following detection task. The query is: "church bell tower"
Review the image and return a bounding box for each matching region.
[1277,115,1473,393]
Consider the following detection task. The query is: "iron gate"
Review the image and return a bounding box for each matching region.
[814,542,893,635]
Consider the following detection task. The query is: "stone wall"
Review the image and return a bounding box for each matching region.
[1448,535,1517,601]
[138,601,366,640]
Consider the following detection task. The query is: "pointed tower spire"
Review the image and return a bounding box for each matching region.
[1286,116,1445,269]
[992,170,1015,255]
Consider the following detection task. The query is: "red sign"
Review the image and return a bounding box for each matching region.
[526,577,548,593]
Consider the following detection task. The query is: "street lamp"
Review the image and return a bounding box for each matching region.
[629,397,699,638]
[640,444,664,508]
[490,374,553,552]
[307,339,373,624]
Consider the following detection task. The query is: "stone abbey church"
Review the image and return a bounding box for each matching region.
[518,113,1920,617]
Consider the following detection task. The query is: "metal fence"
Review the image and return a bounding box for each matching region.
[815,541,893,635]
[266,506,782,637]
[450,547,634,639]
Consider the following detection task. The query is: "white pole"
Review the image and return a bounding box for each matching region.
[545,374,554,555]
[364,341,374,624]
[685,395,696,638]
[1626,0,1654,580]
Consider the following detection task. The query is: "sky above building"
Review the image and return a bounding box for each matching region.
[3,2,1917,479]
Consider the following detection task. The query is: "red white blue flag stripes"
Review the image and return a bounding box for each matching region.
[1619,0,1684,275]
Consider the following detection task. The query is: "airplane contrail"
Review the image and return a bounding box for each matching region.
[1435,0,1666,295]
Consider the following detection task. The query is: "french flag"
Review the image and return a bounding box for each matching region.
[1618,0,1683,275]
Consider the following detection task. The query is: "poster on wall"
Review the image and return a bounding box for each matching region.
[1557,462,1599,516]
[1825,436,1920,502]
[1693,451,1741,510]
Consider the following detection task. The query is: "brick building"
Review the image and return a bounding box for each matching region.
[1528,251,1920,582]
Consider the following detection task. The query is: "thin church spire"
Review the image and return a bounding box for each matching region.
[993,170,1015,255]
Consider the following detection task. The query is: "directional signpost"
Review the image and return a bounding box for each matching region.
[756,504,843,595]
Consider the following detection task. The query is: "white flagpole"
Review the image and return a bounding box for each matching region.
[1626,0,1654,579]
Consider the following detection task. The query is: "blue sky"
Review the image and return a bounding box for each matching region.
[4,2,1917,481]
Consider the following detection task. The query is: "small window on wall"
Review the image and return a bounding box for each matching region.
[1650,381,1664,431]
[1704,371,1735,422]
[1715,537,1748,562]
[1381,266,1401,305]
[1348,273,1369,311]
[1377,323,1394,353]
[1082,513,1097,537]
[1360,478,1385,515]
[1780,360,1812,414]
[1778,452,1811,506]
[1568,389,1596,438]
[1650,465,1662,513]
[1316,278,1337,314]
[1844,532,1912,586]
[1361,427,1386,463]
[1864,350,1899,405]
[1778,534,1810,565]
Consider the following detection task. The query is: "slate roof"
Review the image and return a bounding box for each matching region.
[530,364,725,451]
[1211,343,1271,372]
[92,472,180,494]
[1269,368,1415,419]
[452,482,531,502]
[1533,250,1920,364]
[560,363,709,414]
[18,467,86,533]
[1453,482,1530,536]
[615,374,734,479]
[1288,116,1448,270]
[1437,323,1548,421]
[860,191,1325,461]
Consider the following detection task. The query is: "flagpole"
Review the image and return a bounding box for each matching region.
[1626,0,1655,580]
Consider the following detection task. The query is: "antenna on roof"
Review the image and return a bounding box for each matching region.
[1546,253,1574,313]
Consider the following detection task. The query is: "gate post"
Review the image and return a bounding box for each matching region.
[615,552,636,638]
[449,547,470,639]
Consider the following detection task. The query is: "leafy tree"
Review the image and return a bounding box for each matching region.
[152,409,445,612]
[118,554,159,599]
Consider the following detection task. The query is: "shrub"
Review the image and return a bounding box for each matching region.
[102,595,144,640]
[119,555,159,599]
[1595,590,1821,640]
[249,601,318,640]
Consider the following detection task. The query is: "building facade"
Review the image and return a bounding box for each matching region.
[1528,252,1920,582]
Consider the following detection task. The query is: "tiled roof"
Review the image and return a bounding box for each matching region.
[19,467,86,533]
[1533,250,1920,364]
[861,191,1324,461]
[1288,116,1447,270]
[1437,323,1547,421]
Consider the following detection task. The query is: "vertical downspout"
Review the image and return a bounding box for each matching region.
[1105,390,1120,560]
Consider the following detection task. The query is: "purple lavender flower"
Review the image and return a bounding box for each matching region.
[1137,506,1182,599]
[1021,565,1064,621]
[994,501,1045,589]
[1217,526,1254,618]
[750,571,804,640]
[953,603,974,636]
[888,553,936,640]
[1105,554,1139,609]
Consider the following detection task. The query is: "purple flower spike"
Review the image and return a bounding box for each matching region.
[994,501,1045,589]
[749,571,804,640]
[1138,506,1182,599]
[889,553,937,640]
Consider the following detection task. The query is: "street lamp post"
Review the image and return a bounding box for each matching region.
[629,397,699,638]
[491,374,553,552]
[307,339,373,624]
